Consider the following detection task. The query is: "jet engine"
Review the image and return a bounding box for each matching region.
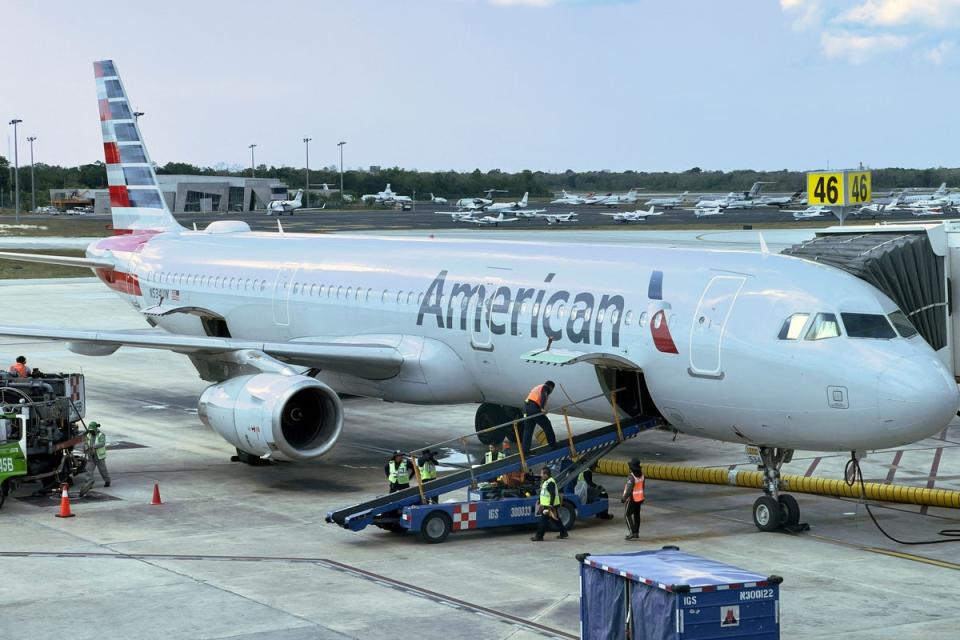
[198,374,343,462]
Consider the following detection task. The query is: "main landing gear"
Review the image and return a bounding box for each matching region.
[751,447,803,532]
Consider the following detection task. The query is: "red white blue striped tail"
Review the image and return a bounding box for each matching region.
[94,60,183,233]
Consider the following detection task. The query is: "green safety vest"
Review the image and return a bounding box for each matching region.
[86,431,107,460]
[420,460,437,481]
[389,460,410,484]
[539,477,560,508]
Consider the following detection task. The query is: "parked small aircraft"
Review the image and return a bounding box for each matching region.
[266,189,303,216]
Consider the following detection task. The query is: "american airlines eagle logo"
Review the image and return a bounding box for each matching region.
[417,270,679,355]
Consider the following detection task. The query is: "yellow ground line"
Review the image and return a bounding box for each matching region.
[862,547,960,571]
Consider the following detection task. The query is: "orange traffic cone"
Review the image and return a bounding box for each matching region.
[55,484,75,518]
[151,483,162,505]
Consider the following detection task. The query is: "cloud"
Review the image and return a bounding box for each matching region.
[924,40,956,64]
[820,30,909,64]
[838,0,960,29]
[782,0,959,63]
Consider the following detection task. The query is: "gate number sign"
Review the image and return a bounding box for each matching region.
[807,170,871,206]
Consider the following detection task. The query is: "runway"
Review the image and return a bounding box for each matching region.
[1,280,959,639]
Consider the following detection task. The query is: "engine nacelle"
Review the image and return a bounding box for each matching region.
[197,374,343,462]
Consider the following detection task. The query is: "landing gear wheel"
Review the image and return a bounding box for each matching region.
[420,511,452,544]
[475,404,511,445]
[753,496,781,532]
[778,494,800,527]
[557,501,577,532]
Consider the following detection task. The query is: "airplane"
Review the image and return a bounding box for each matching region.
[644,192,688,210]
[429,193,448,205]
[435,211,476,223]
[551,190,587,205]
[693,206,724,217]
[487,192,532,213]
[513,209,548,219]
[600,206,661,224]
[266,189,304,216]
[788,206,831,220]
[0,60,955,534]
[468,212,519,226]
[588,188,644,207]
[756,190,803,209]
[910,203,951,217]
[536,211,579,225]
[455,189,506,211]
[361,184,413,206]
[695,182,768,210]
[855,192,905,217]
[903,182,948,203]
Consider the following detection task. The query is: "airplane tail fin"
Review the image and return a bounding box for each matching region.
[94,60,184,233]
[936,182,947,195]
[520,192,528,206]
[294,189,303,203]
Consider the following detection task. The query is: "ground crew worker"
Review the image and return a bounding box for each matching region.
[384,450,412,493]
[621,459,645,540]
[8,356,31,378]
[531,466,568,541]
[521,380,558,454]
[500,440,511,458]
[82,421,110,491]
[484,442,505,464]
[417,448,439,503]
[577,463,613,520]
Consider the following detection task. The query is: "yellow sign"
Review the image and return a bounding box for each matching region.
[807,170,871,206]
[846,171,871,204]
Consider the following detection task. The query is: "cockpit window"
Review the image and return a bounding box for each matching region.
[805,313,841,340]
[777,313,809,340]
[841,313,896,339]
[888,311,919,338]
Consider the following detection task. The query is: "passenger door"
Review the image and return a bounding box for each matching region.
[272,262,299,326]
[688,275,746,378]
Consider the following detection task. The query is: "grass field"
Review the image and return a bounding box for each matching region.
[0,210,112,237]
[0,249,93,279]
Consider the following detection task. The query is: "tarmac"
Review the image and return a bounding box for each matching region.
[2,274,960,638]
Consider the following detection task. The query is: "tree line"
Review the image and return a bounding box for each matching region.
[3,156,960,207]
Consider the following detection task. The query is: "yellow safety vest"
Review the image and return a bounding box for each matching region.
[539,477,560,508]
[86,431,107,460]
[484,450,502,464]
[389,460,410,484]
[420,460,437,481]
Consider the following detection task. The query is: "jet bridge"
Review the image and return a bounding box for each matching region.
[782,221,960,376]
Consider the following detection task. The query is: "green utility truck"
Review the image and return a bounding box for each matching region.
[0,373,87,509]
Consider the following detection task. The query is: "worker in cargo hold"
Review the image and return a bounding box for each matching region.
[577,463,615,520]
[82,421,111,492]
[8,356,32,378]
[385,450,412,493]
[621,459,645,540]
[521,380,558,453]
[417,449,439,503]
[531,466,568,541]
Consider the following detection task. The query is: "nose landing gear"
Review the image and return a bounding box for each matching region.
[751,447,805,532]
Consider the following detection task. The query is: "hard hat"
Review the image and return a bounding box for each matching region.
[392,449,403,456]
[88,421,100,430]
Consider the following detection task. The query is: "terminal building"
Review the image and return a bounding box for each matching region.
[50,175,288,215]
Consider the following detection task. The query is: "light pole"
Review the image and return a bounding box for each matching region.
[249,144,257,178]
[26,136,36,213]
[133,111,144,122]
[303,137,312,209]
[9,119,22,223]
[337,140,346,200]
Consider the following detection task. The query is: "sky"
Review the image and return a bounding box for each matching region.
[4,0,960,173]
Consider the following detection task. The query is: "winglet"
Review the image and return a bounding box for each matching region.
[758,232,770,254]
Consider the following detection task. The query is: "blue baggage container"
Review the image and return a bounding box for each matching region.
[578,547,782,640]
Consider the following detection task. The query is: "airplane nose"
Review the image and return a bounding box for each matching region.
[878,355,959,441]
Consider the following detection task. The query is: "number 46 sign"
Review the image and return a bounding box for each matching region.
[807,170,871,206]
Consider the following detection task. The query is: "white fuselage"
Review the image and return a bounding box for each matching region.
[87,230,958,453]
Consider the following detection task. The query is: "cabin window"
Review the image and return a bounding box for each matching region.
[367,288,373,302]
[597,309,605,324]
[888,311,918,338]
[777,313,809,340]
[407,292,415,305]
[610,309,620,324]
[382,289,389,303]
[520,302,528,315]
[805,313,841,341]
[624,310,633,325]
[842,313,896,339]
[214,276,221,288]
[418,292,424,305]
[336,286,343,299]
[533,303,540,316]
[346,286,353,300]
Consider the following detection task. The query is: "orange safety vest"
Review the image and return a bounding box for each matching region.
[9,363,28,378]
[631,473,645,502]
[525,384,548,410]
